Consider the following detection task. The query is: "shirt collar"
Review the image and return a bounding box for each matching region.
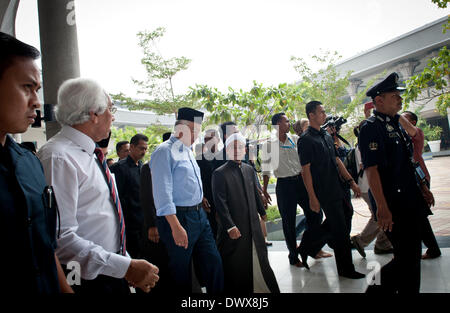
[307,126,327,137]
[170,135,192,151]
[270,133,293,145]
[60,125,96,155]
[374,110,400,124]
[125,155,142,167]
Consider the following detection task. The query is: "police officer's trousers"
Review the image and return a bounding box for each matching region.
[380,195,423,293]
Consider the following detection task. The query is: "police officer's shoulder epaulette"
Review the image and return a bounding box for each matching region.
[366,116,377,123]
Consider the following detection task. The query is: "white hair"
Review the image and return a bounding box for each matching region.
[55,78,110,126]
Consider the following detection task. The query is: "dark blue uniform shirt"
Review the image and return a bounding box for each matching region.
[0,136,59,293]
[359,111,427,214]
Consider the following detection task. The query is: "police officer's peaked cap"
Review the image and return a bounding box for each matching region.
[366,72,406,99]
[177,107,204,123]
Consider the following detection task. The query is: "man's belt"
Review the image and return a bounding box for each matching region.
[176,203,203,211]
[277,174,301,181]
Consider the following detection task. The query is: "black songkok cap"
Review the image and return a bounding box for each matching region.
[177,107,204,123]
[366,72,406,99]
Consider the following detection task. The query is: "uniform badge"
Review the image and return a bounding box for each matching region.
[386,124,394,132]
[369,142,378,151]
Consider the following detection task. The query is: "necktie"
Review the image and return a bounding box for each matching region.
[94,147,126,256]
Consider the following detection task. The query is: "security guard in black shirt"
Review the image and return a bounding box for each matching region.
[360,72,434,293]
[299,101,365,279]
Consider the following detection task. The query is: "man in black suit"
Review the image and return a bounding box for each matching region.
[111,133,148,259]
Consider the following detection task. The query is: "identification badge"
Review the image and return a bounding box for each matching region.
[386,124,394,132]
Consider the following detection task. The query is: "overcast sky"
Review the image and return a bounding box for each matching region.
[15,0,448,98]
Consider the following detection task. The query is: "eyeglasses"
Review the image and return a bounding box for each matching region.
[109,106,117,114]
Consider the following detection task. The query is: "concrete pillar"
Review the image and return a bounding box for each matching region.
[37,0,80,140]
[346,79,362,101]
[395,59,419,80]
[0,0,19,36]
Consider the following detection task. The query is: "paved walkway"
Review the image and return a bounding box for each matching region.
[351,155,450,236]
[268,243,450,293]
[265,156,450,293]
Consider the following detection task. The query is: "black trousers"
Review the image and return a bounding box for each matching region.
[69,273,131,294]
[299,198,355,274]
[276,176,321,264]
[421,216,441,257]
[379,197,423,293]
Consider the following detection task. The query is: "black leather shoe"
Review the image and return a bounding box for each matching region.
[265,241,273,247]
[422,249,441,259]
[298,247,310,270]
[339,271,366,279]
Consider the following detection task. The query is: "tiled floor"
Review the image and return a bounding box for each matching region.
[351,156,450,236]
[267,242,450,293]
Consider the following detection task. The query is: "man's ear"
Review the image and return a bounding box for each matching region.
[89,111,98,124]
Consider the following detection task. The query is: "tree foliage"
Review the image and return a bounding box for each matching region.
[189,81,304,138]
[109,124,171,162]
[189,50,374,143]
[403,1,450,115]
[111,27,198,118]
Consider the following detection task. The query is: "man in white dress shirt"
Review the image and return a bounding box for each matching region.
[37,78,159,294]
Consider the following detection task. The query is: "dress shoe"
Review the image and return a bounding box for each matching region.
[265,241,273,247]
[314,250,333,259]
[374,247,394,255]
[298,247,310,270]
[351,236,366,258]
[422,251,441,259]
[339,271,366,279]
[290,260,304,268]
[365,285,384,294]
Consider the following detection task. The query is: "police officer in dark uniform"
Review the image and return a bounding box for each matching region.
[360,73,435,293]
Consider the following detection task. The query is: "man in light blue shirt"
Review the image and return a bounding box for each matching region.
[150,107,224,294]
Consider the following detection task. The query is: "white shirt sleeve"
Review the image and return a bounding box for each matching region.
[39,155,131,280]
[260,140,273,177]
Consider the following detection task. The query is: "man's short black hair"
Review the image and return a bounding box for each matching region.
[220,121,237,143]
[305,101,322,120]
[271,113,285,126]
[162,132,171,141]
[0,32,40,78]
[116,140,129,152]
[130,133,148,146]
[403,111,418,123]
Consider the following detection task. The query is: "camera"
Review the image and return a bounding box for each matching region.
[321,115,347,133]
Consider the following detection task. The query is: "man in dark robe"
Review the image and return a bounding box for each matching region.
[212,133,280,293]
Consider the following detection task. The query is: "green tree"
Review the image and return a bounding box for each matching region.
[112,27,198,118]
[403,1,449,115]
[290,50,377,142]
[189,81,304,139]
[403,46,449,116]
[109,124,170,162]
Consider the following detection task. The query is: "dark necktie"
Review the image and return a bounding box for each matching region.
[94,148,126,256]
